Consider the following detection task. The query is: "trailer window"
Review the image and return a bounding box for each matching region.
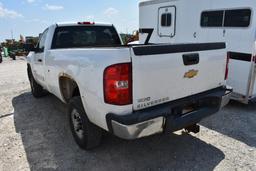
[158,6,176,37]
[161,13,172,27]
[224,9,251,27]
[201,11,224,27]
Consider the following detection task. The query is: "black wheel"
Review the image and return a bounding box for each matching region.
[69,96,102,150]
[11,55,16,60]
[27,66,47,98]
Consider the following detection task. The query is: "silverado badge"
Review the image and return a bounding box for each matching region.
[184,69,199,79]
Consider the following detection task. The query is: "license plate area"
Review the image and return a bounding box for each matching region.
[172,102,199,116]
[170,95,220,117]
[182,105,195,114]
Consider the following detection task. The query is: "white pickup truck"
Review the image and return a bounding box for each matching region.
[26,22,232,150]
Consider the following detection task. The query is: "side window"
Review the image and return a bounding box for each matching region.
[201,10,224,27]
[224,9,251,27]
[161,13,172,27]
[38,29,48,52]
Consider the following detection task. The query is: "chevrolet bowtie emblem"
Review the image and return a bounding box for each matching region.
[184,69,199,79]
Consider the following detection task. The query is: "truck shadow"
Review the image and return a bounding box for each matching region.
[13,92,224,171]
[201,100,256,148]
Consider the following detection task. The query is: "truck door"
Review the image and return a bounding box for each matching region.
[158,6,176,37]
[33,29,48,87]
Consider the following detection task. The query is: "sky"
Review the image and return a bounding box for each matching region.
[0,0,139,41]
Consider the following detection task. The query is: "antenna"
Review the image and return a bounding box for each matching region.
[11,29,14,40]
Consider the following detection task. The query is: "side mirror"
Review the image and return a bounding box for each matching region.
[24,44,36,52]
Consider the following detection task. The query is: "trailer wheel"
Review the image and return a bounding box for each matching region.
[69,96,102,150]
[27,66,47,98]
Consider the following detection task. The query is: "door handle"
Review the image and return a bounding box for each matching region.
[38,59,43,62]
[183,53,199,66]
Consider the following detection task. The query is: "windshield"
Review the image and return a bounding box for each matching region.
[51,26,122,49]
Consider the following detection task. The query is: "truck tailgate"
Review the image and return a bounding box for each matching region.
[131,43,226,110]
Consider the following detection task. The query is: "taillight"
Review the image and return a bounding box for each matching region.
[225,52,230,80]
[104,63,132,105]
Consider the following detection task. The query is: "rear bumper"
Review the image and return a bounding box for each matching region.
[106,86,232,140]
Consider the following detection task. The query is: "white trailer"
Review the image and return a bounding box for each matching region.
[139,0,256,103]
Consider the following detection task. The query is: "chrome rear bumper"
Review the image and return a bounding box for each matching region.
[107,86,232,140]
[220,86,233,108]
[111,117,165,140]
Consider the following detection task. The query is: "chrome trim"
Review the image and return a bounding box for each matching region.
[139,0,178,7]
[220,86,233,108]
[111,117,164,140]
[231,92,248,104]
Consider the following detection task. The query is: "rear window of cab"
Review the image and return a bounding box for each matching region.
[51,26,122,49]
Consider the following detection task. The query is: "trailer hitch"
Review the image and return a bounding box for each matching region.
[184,124,200,134]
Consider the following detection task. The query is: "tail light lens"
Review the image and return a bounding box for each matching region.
[104,63,132,105]
[225,52,230,80]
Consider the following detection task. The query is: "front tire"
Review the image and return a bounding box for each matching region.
[27,66,47,98]
[69,96,102,150]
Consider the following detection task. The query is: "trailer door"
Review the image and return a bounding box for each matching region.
[158,6,176,37]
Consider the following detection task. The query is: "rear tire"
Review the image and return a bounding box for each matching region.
[69,96,102,150]
[27,66,47,98]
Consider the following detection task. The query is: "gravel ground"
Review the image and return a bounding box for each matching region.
[0,59,255,171]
